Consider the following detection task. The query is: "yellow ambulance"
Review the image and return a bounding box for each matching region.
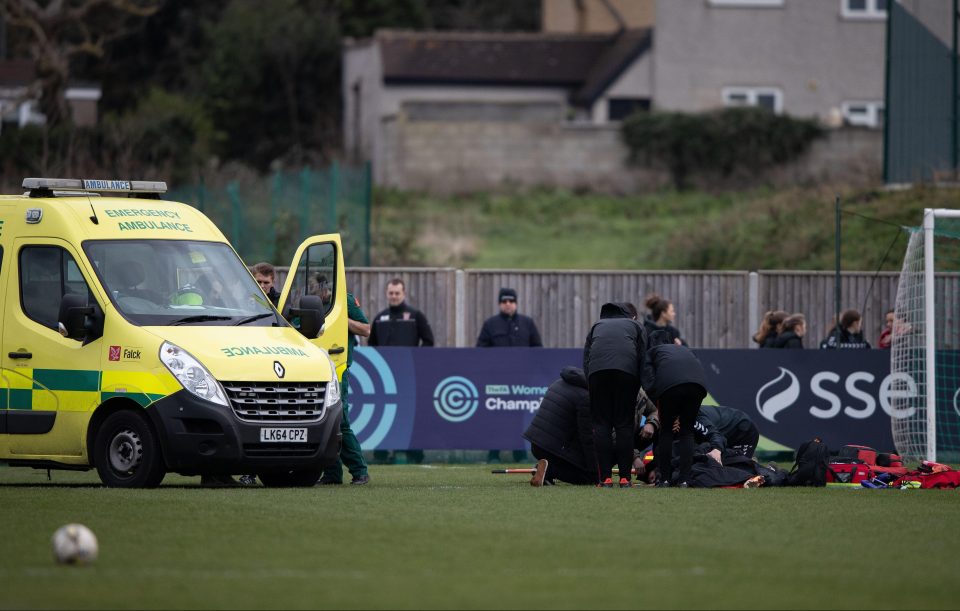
[0,178,349,487]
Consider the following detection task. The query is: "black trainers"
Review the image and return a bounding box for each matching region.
[238,474,258,486]
[619,477,632,489]
[350,475,370,485]
[316,475,343,486]
[598,477,614,488]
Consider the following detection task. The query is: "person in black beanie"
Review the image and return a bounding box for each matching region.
[478,287,543,463]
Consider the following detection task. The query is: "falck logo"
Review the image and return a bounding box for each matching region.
[755,367,800,423]
[273,361,285,379]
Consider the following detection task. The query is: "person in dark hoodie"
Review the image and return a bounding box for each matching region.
[772,314,806,349]
[522,367,596,486]
[819,309,871,350]
[642,329,707,487]
[752,310,788,348]
[583,302,648,488]
[644,293,686,346]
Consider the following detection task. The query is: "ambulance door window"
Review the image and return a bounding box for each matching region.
[20,246,94,330]
[286,243,337,317]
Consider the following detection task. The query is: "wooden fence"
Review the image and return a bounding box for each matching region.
[271,267,908,349]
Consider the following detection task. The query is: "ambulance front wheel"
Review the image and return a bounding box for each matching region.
[93,411,167,488]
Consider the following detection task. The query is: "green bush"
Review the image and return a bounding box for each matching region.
[621,108,825,190]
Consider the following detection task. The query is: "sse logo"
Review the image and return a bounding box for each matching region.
[756,366,920,423]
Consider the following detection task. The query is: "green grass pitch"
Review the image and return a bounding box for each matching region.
[1,464,957,610]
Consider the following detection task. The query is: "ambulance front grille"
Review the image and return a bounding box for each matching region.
[222,382,327,423]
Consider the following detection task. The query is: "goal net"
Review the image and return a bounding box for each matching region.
[891,208,960,462]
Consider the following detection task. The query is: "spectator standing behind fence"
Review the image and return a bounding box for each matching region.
[753,310,789,348]
[368,278,434,465]
[583,302,648,488]
[771,314,806,349]
[252,262,281,307]
[478,287,543,463]
[644,293,686,346]
[819,309,871,349]
[879,309,895,349]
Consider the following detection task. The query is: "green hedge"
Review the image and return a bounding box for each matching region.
[621,107,825,190]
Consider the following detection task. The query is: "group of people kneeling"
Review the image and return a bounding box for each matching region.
[523,301,761,488]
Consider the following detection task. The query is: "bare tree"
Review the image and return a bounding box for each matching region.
[0,0,160,126]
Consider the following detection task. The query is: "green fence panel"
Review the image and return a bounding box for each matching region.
[166,164,371,267]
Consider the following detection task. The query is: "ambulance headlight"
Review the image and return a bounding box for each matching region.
[323,355,340,408]
[160,342,228,407]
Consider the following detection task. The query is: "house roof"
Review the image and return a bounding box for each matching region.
[572,28,652,106]
[373,29,650,99]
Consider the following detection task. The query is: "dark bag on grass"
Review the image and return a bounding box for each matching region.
[721,452,789,487]
[787,438,829,487]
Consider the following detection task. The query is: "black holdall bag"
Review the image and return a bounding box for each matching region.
[787,437,830,487]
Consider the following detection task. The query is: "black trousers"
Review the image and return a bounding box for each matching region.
[589,370,640,483]
[656,383,707,485]
[531,444,594,485]
[730,422,760,458]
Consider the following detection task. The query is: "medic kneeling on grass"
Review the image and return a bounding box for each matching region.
[521,367,659,486]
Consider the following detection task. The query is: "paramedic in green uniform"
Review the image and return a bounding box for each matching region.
[317,292,371,485]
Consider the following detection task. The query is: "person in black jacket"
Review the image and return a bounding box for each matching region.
[522,367,597,486]
[476,288,543,348]
[369,278,434,465]
[642,330,707,486]
[583,302,647,488]
[771,314,806,349]
[479,288,543,463]
[693,404,760,460]
[368,278,435,348]
[819,309,871,350]
[252,262,281,307]
[752,310,788,348]
[643,293,686,346]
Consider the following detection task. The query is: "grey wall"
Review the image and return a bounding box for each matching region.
[380,118,882,194]
[654,0,886,119]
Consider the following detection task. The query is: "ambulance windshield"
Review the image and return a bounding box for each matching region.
[84,240,283,327]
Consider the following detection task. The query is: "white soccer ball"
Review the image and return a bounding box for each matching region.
[51,524,98,565]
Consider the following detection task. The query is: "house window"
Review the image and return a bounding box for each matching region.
[708,0,784,6]
[607,98,651,121]
[841,101,884,128]
[721,87,783,113]
[841,0,887,20]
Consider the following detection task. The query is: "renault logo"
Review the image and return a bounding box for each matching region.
[273,361,285,379]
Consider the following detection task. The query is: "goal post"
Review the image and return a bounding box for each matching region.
[891,208,960,463]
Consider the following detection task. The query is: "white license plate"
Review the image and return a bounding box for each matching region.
[259,428,308,443]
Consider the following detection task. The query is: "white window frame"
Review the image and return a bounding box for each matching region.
[721,87,784,114]
[841,0,887,20]
[841,100,884,128]
[708,0,784,7]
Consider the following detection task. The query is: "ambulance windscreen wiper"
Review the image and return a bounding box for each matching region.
[169,315,234,326]
[234,313,275,326]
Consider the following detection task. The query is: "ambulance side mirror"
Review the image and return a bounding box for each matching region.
[58,293,104,344]
[289,295,326,339]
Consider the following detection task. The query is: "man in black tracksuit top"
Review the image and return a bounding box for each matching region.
[693,404,760,460]
[368,279,435,348]
[368,279,434,464]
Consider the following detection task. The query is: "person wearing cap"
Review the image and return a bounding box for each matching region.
[476,288,543,348]
[478,287,543,463]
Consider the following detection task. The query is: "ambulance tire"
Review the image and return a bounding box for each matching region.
[257,466,323,488]
[93,410,166,488]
